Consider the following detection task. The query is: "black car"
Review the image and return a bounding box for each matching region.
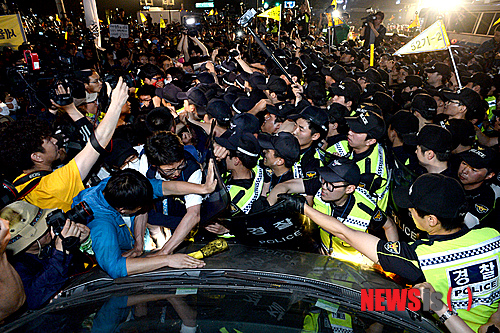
[2,243,442,333]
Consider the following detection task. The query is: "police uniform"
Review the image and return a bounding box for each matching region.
[464,183,497,229]
[326,139,350,158]
[313,188,376,262]
[303,308,353,333]
[225,165,265,215]
[292,147,323,179]
[377,227,500,332]
[350,143,390,211]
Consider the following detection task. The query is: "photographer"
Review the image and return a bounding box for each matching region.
[3,201,90,309]
[0,78,128,211]
[360,11,386,49]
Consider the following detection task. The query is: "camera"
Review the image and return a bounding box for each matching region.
[238,9,257,27]
[183,16,202,37]
[46,201,93,236]
[361,8,377,26]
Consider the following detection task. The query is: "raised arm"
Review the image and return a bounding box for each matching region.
[162,159,217,196]
[74,77,128,180]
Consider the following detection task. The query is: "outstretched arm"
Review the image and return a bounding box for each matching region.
[303,204,380,263]
[267,178,306,205]
[74,77,128,180]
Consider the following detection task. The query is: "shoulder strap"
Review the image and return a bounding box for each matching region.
[13,170,52,187]
[13,170,52,200]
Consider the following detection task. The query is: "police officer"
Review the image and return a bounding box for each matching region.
[458,146,498,229]
[214,131,263,215]
[267,158,398,262]
[258,131,301,194]
[278,173,500,332]
[344,110,390,211]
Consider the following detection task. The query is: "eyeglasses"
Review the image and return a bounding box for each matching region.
[319,176,349,192]
[157,160,187,178]
[139,97,152,103]
[89,78,102,84]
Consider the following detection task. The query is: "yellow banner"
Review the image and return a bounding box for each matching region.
[393,20,450,56]
[408,14,420,29]
[0,14,26,50]
[160,18,166,28]
[333,17,343,26]
[140,12,147,23]
[494,17,500,27]
[330,0,337,8]
[258,5,281,21]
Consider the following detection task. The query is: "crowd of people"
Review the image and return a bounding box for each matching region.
[1,3,500,331]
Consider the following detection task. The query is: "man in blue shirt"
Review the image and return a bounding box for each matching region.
[73,167,215,278]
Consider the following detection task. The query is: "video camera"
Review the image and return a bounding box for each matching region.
[183,16,202,37]
[46,201,93,236]
[361,8,377,26]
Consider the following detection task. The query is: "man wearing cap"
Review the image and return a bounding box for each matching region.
[261,103,296,135]
[344,111,390,211]
[410,93,437,130]
[387,110,420,173]
[259,132,301,194]
[249,76,289,116]
[443,88,486,125]
[407,124,455,177]
[290,106,329,179]
[324,103,350,157]
[268,158,397,262]
[425,62,451,90]
[3,201,89,309]
[178,86,209,120]
[281,172,500,332]
[211,131,263,219]
[329,80,362,115]
[458,146,498,230]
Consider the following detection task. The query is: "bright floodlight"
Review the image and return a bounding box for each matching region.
[237,31,244,37]
[333,10,341,18]
[185,17,196,25]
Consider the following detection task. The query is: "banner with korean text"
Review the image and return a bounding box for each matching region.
[393,20,450,56]
[0,14,26,50]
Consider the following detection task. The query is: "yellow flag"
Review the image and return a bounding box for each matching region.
[494,17,500,27]
[0,14,27,50]
[393,20,450,56]
[140,12,147,23]
[208,9,214,16]
[333,17,343,26]
[258,5,281,21]
[55,14,61,23]
[326,13,333,27]
[408,14,420,29]
[215,10,218,15]
[160,18,166,28]
[330,0,337,9]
